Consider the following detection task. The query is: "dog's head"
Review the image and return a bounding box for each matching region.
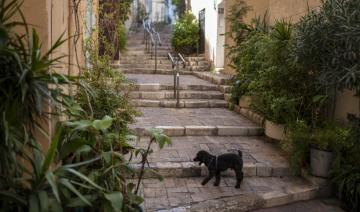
[193,150,212,166]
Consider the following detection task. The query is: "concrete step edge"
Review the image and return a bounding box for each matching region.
[130,99,228,108]
[129,161,290,178]
[129,125,264,137]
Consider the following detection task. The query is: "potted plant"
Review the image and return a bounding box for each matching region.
[309,123,349,178]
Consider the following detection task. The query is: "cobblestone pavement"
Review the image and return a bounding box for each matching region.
[125,74,214,86]
[138,177,317,211]
[251,199,344,212]
[130,107,257,128]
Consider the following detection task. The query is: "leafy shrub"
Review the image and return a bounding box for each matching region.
[171,12,199,54]
[294,0,360,118]
[288,121,350,175]
[332,114,360,212]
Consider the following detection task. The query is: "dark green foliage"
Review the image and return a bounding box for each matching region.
[172,0,186,18]
[332,114,360,212]
[171,12,199,54]
[294,0,360,116]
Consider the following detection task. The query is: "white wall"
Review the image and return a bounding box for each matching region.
[190,0,224,68]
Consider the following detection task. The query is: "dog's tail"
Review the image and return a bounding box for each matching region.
[238,150,242,158]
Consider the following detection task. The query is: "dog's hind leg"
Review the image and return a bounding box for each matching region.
[214,171,221,186]
[235,169,243,189]
[201,171,215,186]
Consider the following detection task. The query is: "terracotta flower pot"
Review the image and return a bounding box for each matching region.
[264,120,287,141]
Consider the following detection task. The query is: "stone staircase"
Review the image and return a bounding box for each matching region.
[121,25,326,211]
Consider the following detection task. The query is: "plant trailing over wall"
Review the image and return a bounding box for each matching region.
[171,12,200,54]
[99,0,133,59]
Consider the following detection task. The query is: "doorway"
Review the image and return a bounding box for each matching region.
[198,9,205,54]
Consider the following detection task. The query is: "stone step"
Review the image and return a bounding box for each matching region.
[219,85,232,93]
[118,55,169,60]
[125,74,221,91]
[129,90,224,100]
[130,83,219,91]
[130,107,261,136]
[126,46,171,51]
[117,68,193,75]
[193,72,232,85]
[118,63,173,69]
[131,99,228,108]
[121,50,170,56]
[128,135,289,178]
[117,60,171,65]
[130,125,263,137]
[137,176,320,211]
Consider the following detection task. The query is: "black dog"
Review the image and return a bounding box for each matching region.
[193,150,243,188]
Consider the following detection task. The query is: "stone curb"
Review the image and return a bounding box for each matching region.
[129,125,264,137]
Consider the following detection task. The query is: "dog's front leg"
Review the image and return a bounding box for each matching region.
[201,171,215,186]
[214,171,221,186]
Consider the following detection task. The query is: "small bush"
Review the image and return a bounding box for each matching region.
[171,12,199,54]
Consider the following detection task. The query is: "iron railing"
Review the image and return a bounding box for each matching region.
[168,52,186,108]
[143,19,162,73]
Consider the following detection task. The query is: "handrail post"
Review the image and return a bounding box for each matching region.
[174,60,177,99]
[155,40,158,73]
[176,72,180,108]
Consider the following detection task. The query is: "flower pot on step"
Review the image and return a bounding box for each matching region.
[310,147,334,178]
[264,120,287,141]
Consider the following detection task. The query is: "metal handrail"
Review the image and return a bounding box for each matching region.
[143,19,162,73]
[168,53,187,108]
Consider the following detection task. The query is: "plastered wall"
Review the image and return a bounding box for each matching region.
[19,0,94,150]
[223,0,320,74]
[223,0,359,122]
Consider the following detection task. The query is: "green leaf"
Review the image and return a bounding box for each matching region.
[92,115,113,131]
[102,151,112,164]
[29,194,40,212]
[104,192,123,211]
[38,190,49,212]
[66,195,97,208]
[65,120,92,131]
[45,172,61,203]
[59,178,91,206]
[0,191,27,206]
[59,138,89,159]
[41,125,63,175]
[64,168,104,190]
